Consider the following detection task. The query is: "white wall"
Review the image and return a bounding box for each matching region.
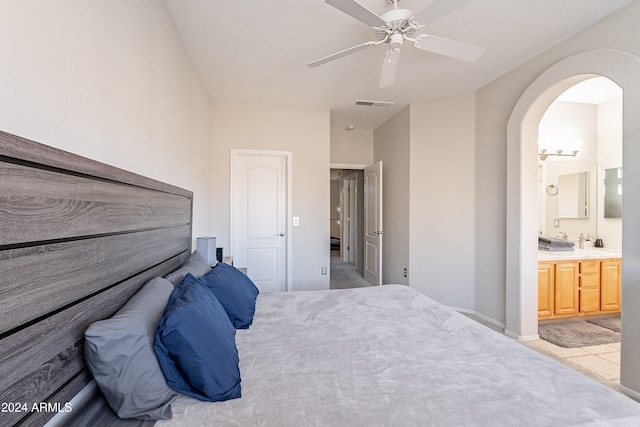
[374,107,410,285]
[537,98,623,246]
[597,98,624,247]
[330,128,374,166]
[210,102,331,291]
[0,0,212,246]
[409,93,476,309]
[538,101,598,239]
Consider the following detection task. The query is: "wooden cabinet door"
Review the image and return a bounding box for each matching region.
[555,261,578,316]
[538,262,555,318]
[579,287,601,313]
[601,260,622,311]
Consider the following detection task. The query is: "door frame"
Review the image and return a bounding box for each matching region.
[231,149,293,291]
[340,177,351,262]
[331,162,382,285]
[340,172,358,263]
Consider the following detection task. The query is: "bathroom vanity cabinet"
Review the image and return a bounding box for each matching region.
[538,258,621,320]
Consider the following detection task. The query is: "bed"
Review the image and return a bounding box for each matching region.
[3,131,640,427]
[155,285,640,426]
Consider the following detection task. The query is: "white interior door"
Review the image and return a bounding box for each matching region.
[231,150,290,293]
[364,161,383,286]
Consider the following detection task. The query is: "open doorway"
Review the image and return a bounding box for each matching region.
[330,168,368,289]
[531,76,623,385]
[506,48,640,400]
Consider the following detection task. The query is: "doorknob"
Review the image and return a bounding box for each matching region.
[276,233,285,237]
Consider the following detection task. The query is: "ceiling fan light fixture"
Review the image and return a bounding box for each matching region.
[389,33,404,50]
[374,28,388,41]
[311,0,485,87]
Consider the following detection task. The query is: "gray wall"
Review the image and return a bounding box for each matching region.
[475,0,640,327]
[373,0,640,396]
[374,106,411,285]
[475,1,640,394]
[410,93,476,310]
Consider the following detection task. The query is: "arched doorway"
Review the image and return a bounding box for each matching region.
[505,49,640,398]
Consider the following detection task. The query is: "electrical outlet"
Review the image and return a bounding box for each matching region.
[403,268,407,278]
[554,219,560,228]
[321,266,327,275]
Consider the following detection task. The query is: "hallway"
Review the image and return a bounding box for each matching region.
[330,250,371,289]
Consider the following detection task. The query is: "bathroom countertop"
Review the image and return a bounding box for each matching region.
[538,248,622,261]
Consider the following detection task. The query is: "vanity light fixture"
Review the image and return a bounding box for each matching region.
[538,138,583,161]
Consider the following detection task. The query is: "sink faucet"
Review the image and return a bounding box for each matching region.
[558,232,568,240]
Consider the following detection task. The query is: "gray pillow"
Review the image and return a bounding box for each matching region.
[84,277,178,420]
[165,250,213,286]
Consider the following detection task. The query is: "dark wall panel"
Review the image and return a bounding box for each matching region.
[0,130,193,426]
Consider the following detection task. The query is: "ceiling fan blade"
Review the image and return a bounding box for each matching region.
[414,35,484,62]
[414,0,475,27]
[307,41,378,68]
[325,0,386,28]
[379,50,400,88]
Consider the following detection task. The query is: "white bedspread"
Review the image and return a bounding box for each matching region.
[158,285,640,426]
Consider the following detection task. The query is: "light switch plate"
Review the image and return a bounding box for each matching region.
[293,217,300,226]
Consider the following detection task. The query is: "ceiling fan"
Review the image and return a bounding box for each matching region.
[307,0,485,88]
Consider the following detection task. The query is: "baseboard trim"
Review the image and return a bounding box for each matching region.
[504,329,540,341]
[619,383,640,401]
[451,306,506,331]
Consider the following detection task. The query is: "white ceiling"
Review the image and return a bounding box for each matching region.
[164,0,632,130]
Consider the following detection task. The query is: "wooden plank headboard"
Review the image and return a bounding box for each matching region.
[0,131,193,426]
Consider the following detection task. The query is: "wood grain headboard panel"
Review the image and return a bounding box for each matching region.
[0,131,193,426]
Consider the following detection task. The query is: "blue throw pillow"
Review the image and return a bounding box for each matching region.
[198,262,260,329]
[154,274,241,402]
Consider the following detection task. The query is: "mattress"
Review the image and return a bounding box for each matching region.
[157,285,640,426]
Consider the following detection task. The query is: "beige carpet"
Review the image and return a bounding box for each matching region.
[330,251,371,289]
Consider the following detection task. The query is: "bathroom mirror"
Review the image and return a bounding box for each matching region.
[558,171,589,219]
[604,167,622,218]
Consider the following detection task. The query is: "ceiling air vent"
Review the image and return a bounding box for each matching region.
[355,100,394,108]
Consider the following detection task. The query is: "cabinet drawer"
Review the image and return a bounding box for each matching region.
[580,261,600,274]
[579,275,600,288]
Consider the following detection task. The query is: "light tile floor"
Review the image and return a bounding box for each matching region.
[521,339,622,392]
[461,313,628,396]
